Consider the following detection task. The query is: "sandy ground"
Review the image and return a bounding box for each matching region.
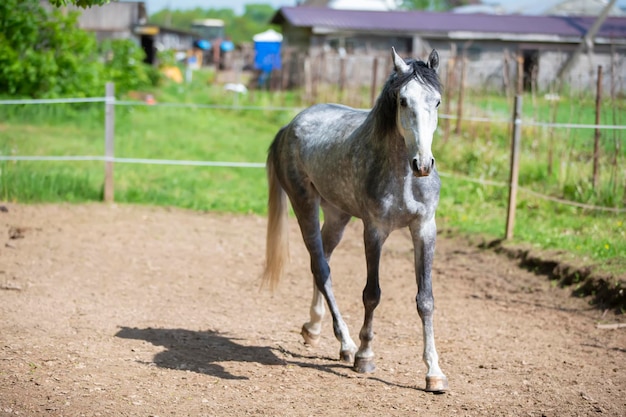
[1,203,624,416]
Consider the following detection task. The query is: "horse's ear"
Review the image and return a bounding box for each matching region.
[427,49,439,71]
[391,47,411,75]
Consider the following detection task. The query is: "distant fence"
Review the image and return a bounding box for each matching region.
[264,47,626,104]
[1,82,625,241]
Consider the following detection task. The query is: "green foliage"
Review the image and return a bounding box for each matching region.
[0,0,102,97]
[40,10,104,97]
[398,0,472,11]
[242,4,277,26]
[0,0,159,98]
[149,8,233,33]
[149,4,279,44]
[99,39,157,93]
[48,0,110,8]
[156,49,178,69]
[398,0,443,11]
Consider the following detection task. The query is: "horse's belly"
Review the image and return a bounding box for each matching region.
[308,172,362,216]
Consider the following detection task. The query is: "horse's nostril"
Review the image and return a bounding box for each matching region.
[431,158,435,169]
[412,158,420,172]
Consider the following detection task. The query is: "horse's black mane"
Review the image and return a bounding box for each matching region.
[371,58,441,135]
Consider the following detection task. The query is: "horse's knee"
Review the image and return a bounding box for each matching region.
[362,284,381,310]
[416,293,434,318]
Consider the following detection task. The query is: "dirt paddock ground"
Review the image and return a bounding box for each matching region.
[1,203,624,416]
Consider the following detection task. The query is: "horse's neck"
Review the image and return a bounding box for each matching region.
[357,112,409,177]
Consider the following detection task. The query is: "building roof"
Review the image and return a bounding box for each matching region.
[490,0,625,16]
[454,0,625,16]
[271,7,626,43]
[300,0,397,11]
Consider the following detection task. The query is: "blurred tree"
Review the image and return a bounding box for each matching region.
[243,4,276,25]
[150,7,236,30]
[149,4,278,44]
[0,0,103,97]
[48,0,110,8]
[399,0,473,11]
[0,0,155,98]
[100,39,157,94]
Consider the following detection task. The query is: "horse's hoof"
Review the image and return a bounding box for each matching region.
[339,349,355,363]
[353,357,376,373]
[425,375,449,393]
[301,325,321,347]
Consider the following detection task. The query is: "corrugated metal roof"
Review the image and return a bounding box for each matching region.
[271,7,626,40]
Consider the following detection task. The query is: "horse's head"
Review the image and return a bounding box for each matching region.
[391,48,441,178]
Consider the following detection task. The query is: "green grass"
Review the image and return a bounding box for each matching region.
[0,104,287,213]
[437,176,626,275]
[435,93,626,275]
[1,74,625,276]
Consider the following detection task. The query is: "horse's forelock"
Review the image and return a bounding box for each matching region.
[372,58,441,136]
[394,59,441,93]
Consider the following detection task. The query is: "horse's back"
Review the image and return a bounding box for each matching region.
[273,103,368,168]
[285,103,367,147]
[268,103,369,214]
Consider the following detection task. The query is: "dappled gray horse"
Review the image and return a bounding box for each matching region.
[263,48,448,392]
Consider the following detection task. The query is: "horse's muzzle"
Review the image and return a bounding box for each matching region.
[412,157,435,177]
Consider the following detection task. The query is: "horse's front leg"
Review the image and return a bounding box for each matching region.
[410,218,448,392]
[354,223,388,373]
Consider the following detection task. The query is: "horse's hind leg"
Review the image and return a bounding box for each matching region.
[301,283,324,347]
[301,203,356,361]
[292,199,357,363]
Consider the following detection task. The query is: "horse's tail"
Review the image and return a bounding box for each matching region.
[262,138,289,292]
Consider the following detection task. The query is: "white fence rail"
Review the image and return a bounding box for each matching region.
[1,83,625,239]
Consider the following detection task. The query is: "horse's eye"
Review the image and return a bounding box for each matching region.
[399,97,408,107]
[436,100,441,108]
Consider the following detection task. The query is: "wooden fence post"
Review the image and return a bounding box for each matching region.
[503,50,511,98]
[454,55,466,135]
[104,82,115,203]
[505,95,523,240]
[593,65,602,188]
[443,50,456,143]
[370,57,379,108]
[304,56,312,104]
[338,56,346,103]
[311,52,320,103]
[516,53,524,94]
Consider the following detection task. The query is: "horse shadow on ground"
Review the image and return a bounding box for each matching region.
[276,346,426,392]
[115,327,423,390]
[115,327,285,380]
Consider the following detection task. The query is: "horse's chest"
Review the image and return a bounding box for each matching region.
[378,191,425,220]
[374,178,437,222]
